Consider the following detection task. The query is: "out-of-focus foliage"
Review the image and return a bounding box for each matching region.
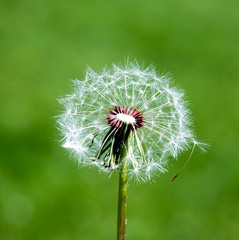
[0,0,238,239]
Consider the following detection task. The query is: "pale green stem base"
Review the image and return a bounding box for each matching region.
[117,156,127,240]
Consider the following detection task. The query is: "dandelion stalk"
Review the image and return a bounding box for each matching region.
[117,132,132,240]
[117,149,127,240]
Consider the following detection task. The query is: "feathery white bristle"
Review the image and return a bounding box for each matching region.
[57,60,200,182]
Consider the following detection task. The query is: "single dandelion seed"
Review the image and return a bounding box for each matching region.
[56,60,206,240]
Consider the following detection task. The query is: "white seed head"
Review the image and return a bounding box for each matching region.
[56,60,201,182]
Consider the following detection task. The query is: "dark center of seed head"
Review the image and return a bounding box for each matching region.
[107,105,144,131]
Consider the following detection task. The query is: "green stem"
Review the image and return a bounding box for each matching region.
[117,154,127,240]
[117,132,132,240]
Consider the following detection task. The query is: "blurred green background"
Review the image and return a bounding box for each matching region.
[1,0,239,239]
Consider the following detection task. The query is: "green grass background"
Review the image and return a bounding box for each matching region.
[1,0,239,239]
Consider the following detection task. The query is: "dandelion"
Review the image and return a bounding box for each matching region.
[56,60,205,240]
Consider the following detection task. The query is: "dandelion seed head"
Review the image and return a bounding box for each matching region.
[57,60,200,182]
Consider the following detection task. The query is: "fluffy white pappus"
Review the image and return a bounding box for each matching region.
[56,60,199,182]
